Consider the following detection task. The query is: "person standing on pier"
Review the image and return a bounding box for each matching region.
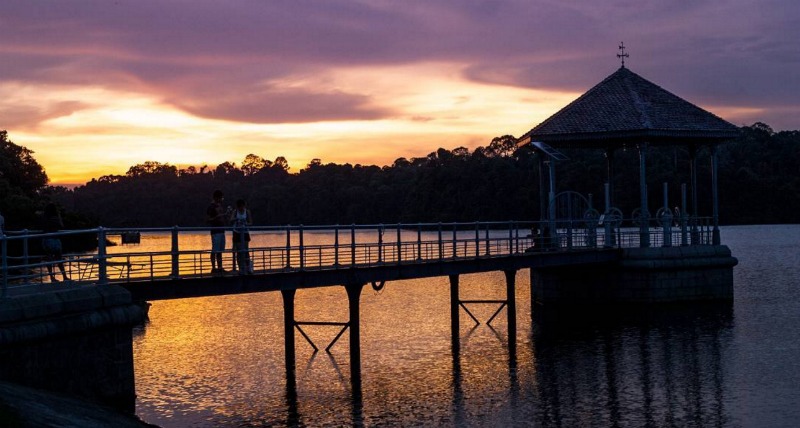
[230,198,253,275]
[41,203,69,282]
[206,190,230,274]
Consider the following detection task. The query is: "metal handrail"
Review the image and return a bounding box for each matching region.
[0,218,716,295]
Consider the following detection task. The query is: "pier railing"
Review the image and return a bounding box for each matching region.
[1,218,715,296]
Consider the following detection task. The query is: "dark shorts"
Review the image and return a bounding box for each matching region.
[232,231,250,244]
[42,238,63,256]
[211,233,226,252]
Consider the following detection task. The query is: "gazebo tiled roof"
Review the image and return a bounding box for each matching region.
[518,67,739,147]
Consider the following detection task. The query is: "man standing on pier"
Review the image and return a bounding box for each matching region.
[207,190,230,274]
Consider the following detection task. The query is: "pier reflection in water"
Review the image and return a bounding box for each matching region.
[530,304,732,427]
[132,274,733,427]
[131,226,800,427]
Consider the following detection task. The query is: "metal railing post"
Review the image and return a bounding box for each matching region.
[474,221,480,257]
[285,226,291,269]
[567,218,573,250]
[437,222,443,260]
[485,223,490,256]
[1,234,8,298]
[378,224,384,263]
[299,224,305,270]
[171,226,180,278]
[98,227,108,285]
[603,183,613,248]
[416,224,422,261]
[334,225,340,266]
[681,183,689,246]
[22,229,29,269]
[452,223,457,259]
[396,224,402,264]
[508,221,513,254]
[351,224,356,265]
[662,182,672,247]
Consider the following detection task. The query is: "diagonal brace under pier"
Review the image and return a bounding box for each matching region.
[294,321,350,352]
[459,300,508,326]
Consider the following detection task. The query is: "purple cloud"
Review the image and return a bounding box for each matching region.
[0,0,798,129]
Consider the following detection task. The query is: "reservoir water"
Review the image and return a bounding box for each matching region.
[131,225,800,427]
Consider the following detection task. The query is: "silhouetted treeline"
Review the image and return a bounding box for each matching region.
[30,123,800,227]
[0,131,96,252]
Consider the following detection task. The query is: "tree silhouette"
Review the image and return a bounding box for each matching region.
[51,123,800,227]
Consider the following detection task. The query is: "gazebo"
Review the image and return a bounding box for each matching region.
[517,64,739,247]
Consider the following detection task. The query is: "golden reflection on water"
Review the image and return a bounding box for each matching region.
[131,231,740,427]
[133,259,527,427]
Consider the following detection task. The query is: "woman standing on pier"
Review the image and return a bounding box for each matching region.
[206,190,229,274]
[41,203,69,282]
[230,199,253,274]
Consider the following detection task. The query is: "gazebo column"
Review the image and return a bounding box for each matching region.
[711,144,721,245]
[637,143,650,248]
[689,145,698,217]
[538,155,547,223]
[536,155,547,248]
[689,145,699,244]
[605,147,616,208]
[547,159,557,246]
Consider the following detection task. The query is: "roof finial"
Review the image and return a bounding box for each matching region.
[617,42,629,68]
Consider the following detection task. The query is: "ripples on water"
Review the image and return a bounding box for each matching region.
[133,225,800,427]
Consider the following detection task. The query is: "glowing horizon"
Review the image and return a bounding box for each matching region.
[12,63,581,185]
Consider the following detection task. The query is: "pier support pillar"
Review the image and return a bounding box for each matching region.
[345,283,364,388]
[504,270,517,348]
[449,275,460,352]
[281,289,297,390]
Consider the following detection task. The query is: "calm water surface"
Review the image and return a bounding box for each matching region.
[132,225,800,427]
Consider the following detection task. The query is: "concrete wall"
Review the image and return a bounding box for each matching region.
[532,245,738,306]
[0,286,145,413]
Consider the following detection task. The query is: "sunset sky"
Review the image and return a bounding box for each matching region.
[1,1,798,186]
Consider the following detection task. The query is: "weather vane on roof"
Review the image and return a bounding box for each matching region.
[617,42,629,68]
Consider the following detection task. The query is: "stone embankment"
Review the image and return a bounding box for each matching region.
[0,381,157,427]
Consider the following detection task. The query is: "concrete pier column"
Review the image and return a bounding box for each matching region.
[449,274,460,352]
[345,283,365,386]
[281,289,297,388]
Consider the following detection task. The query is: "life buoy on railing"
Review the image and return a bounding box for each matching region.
[600,207,623,228]
[371,280,386,292]
[583,208,600,227]
[655,207,673,228]
[631,208,651,228]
